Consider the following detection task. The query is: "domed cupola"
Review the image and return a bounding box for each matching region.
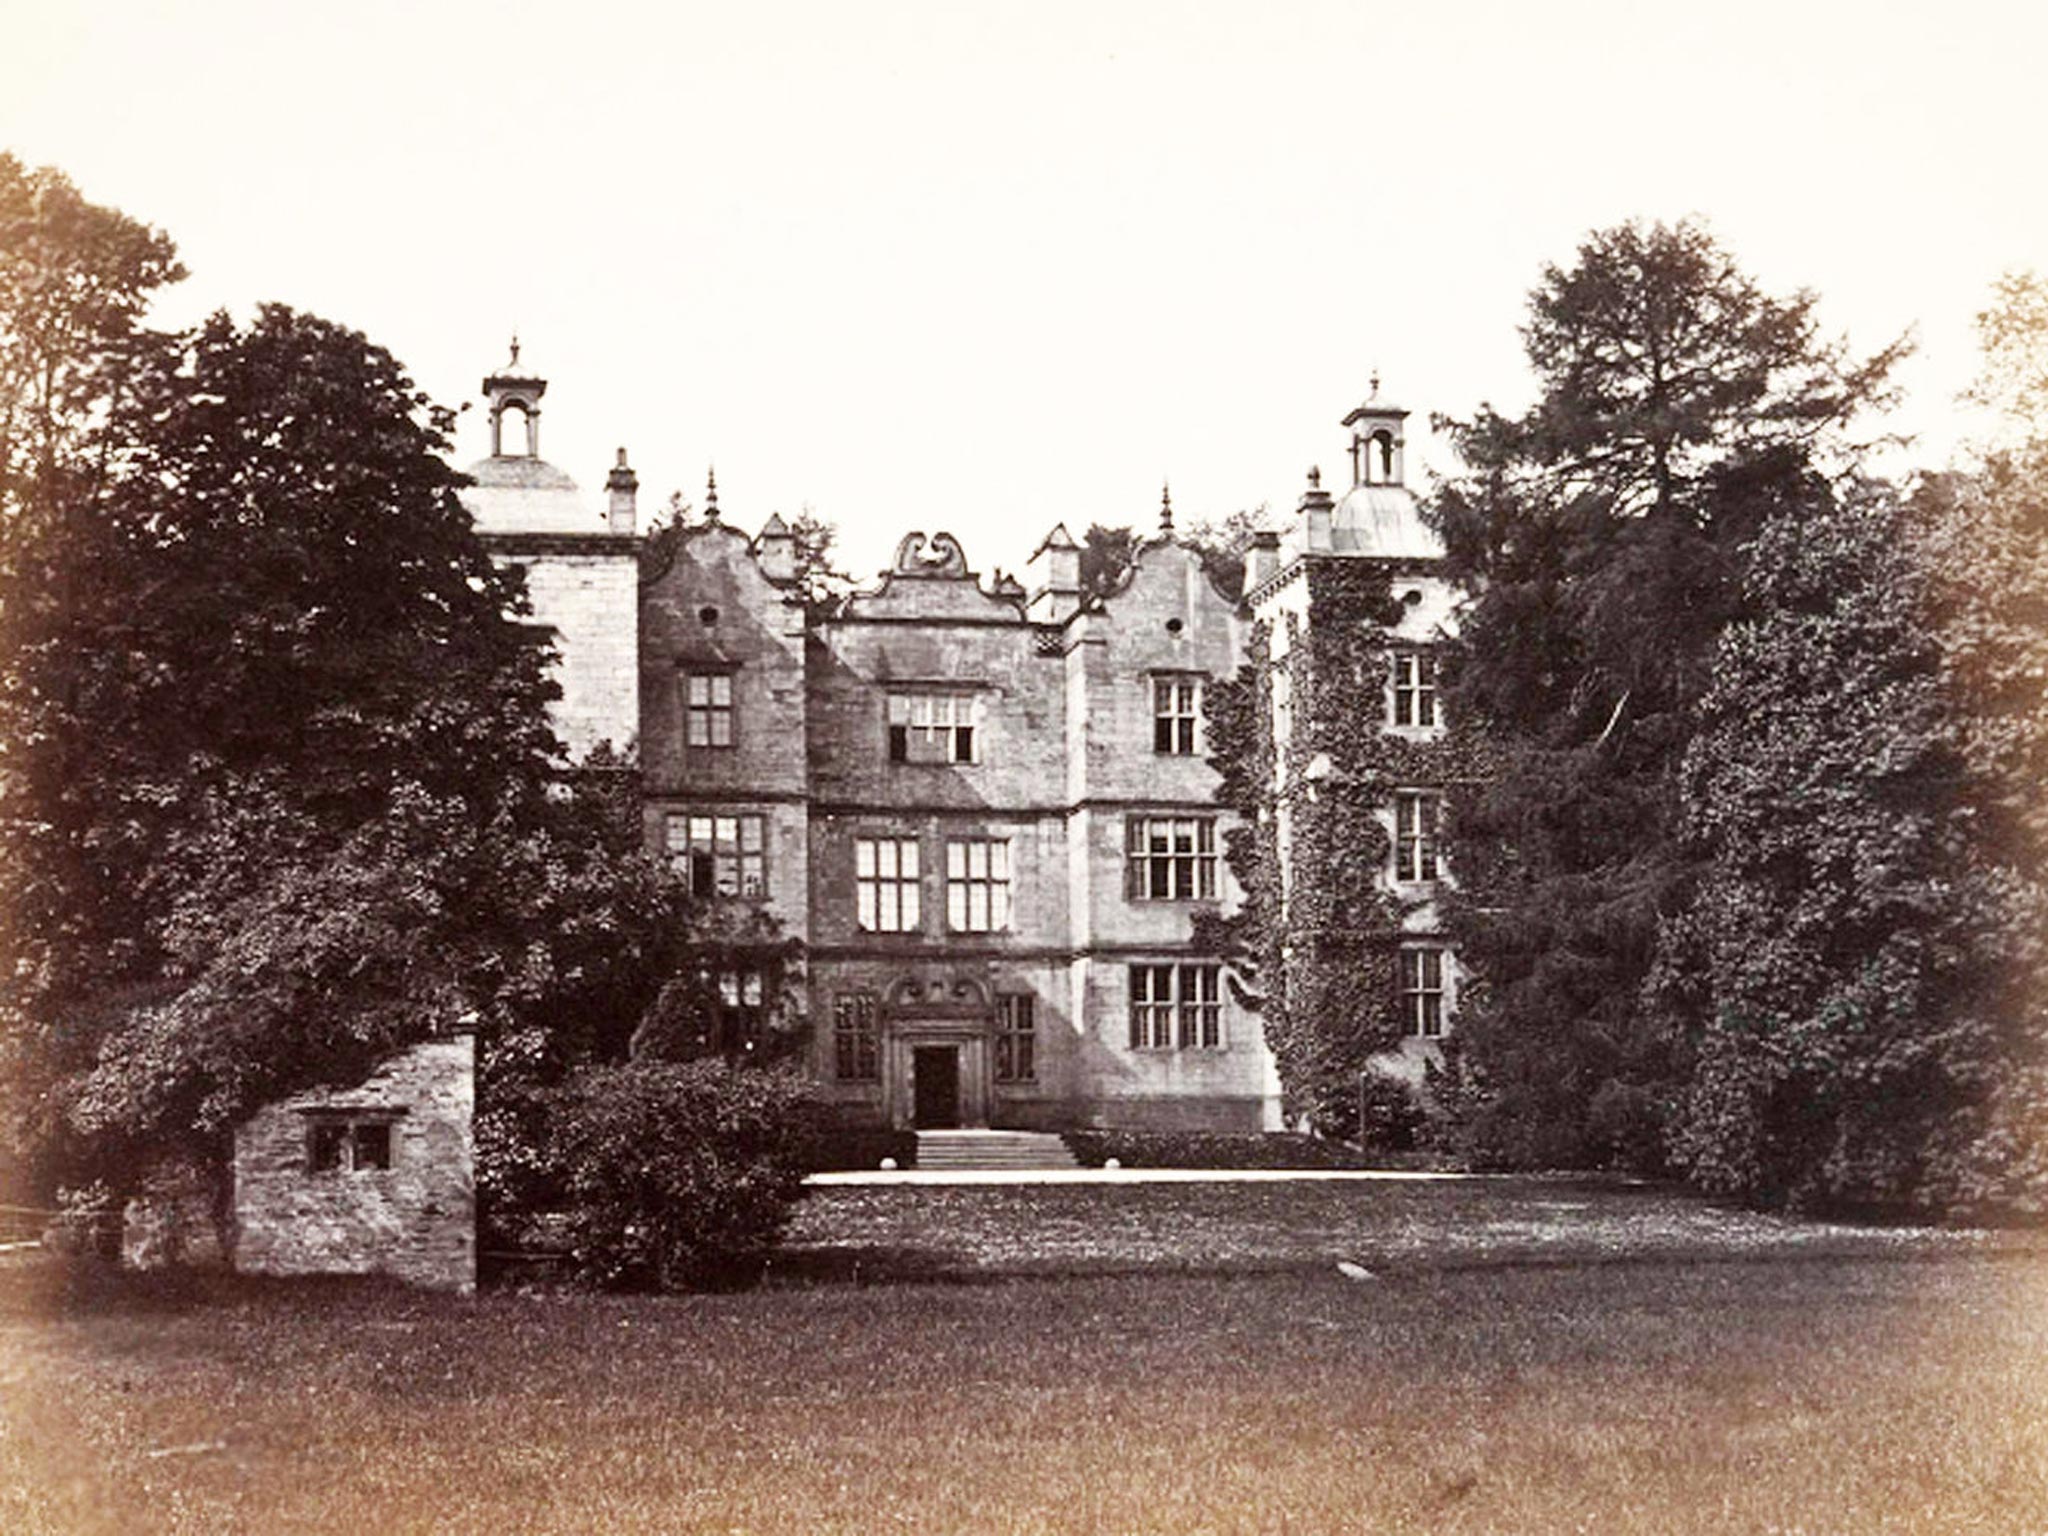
[459,338,606,535]
[1327,377,1442,560]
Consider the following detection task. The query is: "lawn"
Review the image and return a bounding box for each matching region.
[777,1174,2024,1280]
[4,1179,2046,1534]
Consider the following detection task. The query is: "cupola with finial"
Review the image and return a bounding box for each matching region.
[483,334,547,459]
[1342,371,1408,488]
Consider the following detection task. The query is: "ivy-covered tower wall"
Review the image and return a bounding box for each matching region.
[1228,391,1471,1129]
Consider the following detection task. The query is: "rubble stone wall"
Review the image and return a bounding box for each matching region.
[232,1034,475,1292]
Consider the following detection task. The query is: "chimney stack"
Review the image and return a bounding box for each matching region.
[606,448,638,536]
[1242,529,1281,594]
[1297,466,1334,553]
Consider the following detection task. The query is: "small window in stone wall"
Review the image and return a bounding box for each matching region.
[995,993,1037,1082]
[834,992,879,1080]
[306,1114,399,1173]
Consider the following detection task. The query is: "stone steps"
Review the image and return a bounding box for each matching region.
[915,1131,1079,1170]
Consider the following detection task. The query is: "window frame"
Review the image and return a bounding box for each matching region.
[1152,675,1202,756]
[855,836,923,933]
[1389,649,1440,729]
[1127,963,1224,1051]
[706,966,769,1053]
[945,838,1013,933]
[994,993,1037,1083]
[684,671,735,749]
[833,991,880,1081]
[887,692,978,765]
[1399,946,1448,1038]
[1125,815,1219,902]
[304,1112,400,1174]
[665,811,769,899]
[1392,789,1443,884]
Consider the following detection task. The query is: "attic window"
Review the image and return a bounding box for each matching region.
[1164,617,1184,635]
[699,606,720,627]
[1402,590,1423,607]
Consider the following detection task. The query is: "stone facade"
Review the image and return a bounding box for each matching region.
[232,1034,475,1292]
[495,537,641,758]
[458,355,1460,1131]
[642,520,1280,1132]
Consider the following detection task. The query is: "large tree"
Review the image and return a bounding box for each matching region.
[1651,490,1981,1205]
[1430,219,1903,1169]
[0,154,183,510]
[0,302,586,1178]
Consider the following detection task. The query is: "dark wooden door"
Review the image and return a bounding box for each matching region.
[912,1046,961,1128]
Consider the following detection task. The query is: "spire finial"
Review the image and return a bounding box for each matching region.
[1307,465,1322,489]
[704,466,720,521]
[1160,479,1174,535]
[1369,367,1380,399]
[509,332,521,368]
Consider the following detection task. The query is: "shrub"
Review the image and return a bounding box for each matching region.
[541,1061,816,1291]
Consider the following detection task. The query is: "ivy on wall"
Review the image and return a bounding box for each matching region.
[1204,560,1481,1133]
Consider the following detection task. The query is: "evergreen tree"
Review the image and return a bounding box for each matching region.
[1431,220,1903,1168]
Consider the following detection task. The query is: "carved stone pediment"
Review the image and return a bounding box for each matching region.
[890,531,970,578]
[887,971,990,1017]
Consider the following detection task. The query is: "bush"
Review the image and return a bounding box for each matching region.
[540,1061,816,1291]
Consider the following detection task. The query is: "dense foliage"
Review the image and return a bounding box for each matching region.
[1651,494,1969,1203]
[0,163,818,1278]
[1428,219,1903,1170]
[527,1060,815,1291]
[0,261,579,1181]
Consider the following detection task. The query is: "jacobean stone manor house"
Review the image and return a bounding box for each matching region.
[207,351,1459,1290]
[460,350,1458,1136]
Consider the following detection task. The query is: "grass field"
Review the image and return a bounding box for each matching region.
[4,1179,2046,1534]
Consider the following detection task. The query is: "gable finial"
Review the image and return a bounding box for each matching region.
[1160,479,1174,535]
[704,466,720,521]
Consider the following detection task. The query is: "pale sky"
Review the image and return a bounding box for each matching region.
[7,1,2043,579]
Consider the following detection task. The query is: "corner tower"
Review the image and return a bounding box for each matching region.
[1246,381,1462,1109]
[458,342,640,761]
